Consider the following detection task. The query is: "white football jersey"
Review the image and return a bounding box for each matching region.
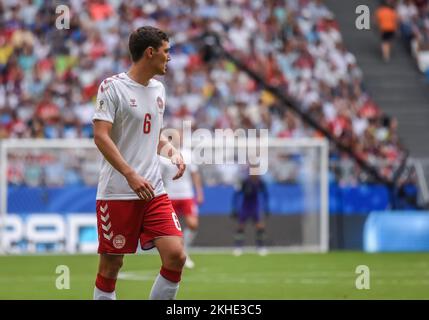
[160,148,197,200]
[93,72,167,200]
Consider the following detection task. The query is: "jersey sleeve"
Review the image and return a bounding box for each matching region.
[92,80,118,124]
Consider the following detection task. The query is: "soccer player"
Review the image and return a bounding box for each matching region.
[231,173,270,256]
[160,129,204,269]
[92,26,186,300]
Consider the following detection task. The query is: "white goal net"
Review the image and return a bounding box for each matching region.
[0,137,329,254]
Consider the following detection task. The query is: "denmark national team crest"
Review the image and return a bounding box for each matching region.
[113,234,126,249]
[157,96,164,113]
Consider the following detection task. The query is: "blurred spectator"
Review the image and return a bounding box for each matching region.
[395,0,429,72]
[398,0,418,43]
[0,0,408,186]
[376,0,399,62]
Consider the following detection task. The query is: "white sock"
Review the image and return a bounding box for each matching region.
[184,229,197,252]
[149,274,179,300]
[93,287,116,300]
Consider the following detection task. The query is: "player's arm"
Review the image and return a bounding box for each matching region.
[158,132,186,180]
[93,120,155,200]
[191,170,204,204]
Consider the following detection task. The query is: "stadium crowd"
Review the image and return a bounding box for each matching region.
[0,0,408,186]
[394,0,429,72]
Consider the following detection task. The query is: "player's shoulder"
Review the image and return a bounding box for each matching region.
[149,78,165,90]
[98,73,127,93]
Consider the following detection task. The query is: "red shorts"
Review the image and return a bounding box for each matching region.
[171,198,198,217]
[96,194,182,254]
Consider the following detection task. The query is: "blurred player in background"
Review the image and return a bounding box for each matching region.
[160,129,204,269]
[231,172,270,256]
[92,26,186,300]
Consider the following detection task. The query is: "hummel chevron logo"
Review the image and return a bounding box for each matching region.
[102,222,111,232]
[100,213,110,223]
[100,204,108,213]
[103,232,113,240]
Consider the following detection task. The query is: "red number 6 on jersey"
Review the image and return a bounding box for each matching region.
[143,113,151,134]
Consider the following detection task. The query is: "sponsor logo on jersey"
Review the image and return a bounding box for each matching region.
[130,98,137,107]
[113,234,126,249]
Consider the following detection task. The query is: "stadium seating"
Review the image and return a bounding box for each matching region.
[0,0,409,187]
[396,0,429,73]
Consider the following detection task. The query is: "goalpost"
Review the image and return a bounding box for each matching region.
[193,135,330,253]
[0,139,99,254]
[0,137,329,254]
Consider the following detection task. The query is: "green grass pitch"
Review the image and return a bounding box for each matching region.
[0,251,428,299]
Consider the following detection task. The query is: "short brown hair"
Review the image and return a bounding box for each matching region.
[128,26,169,62]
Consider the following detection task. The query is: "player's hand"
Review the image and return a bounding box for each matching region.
[171,152,186,180]
[125,171,155,201]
